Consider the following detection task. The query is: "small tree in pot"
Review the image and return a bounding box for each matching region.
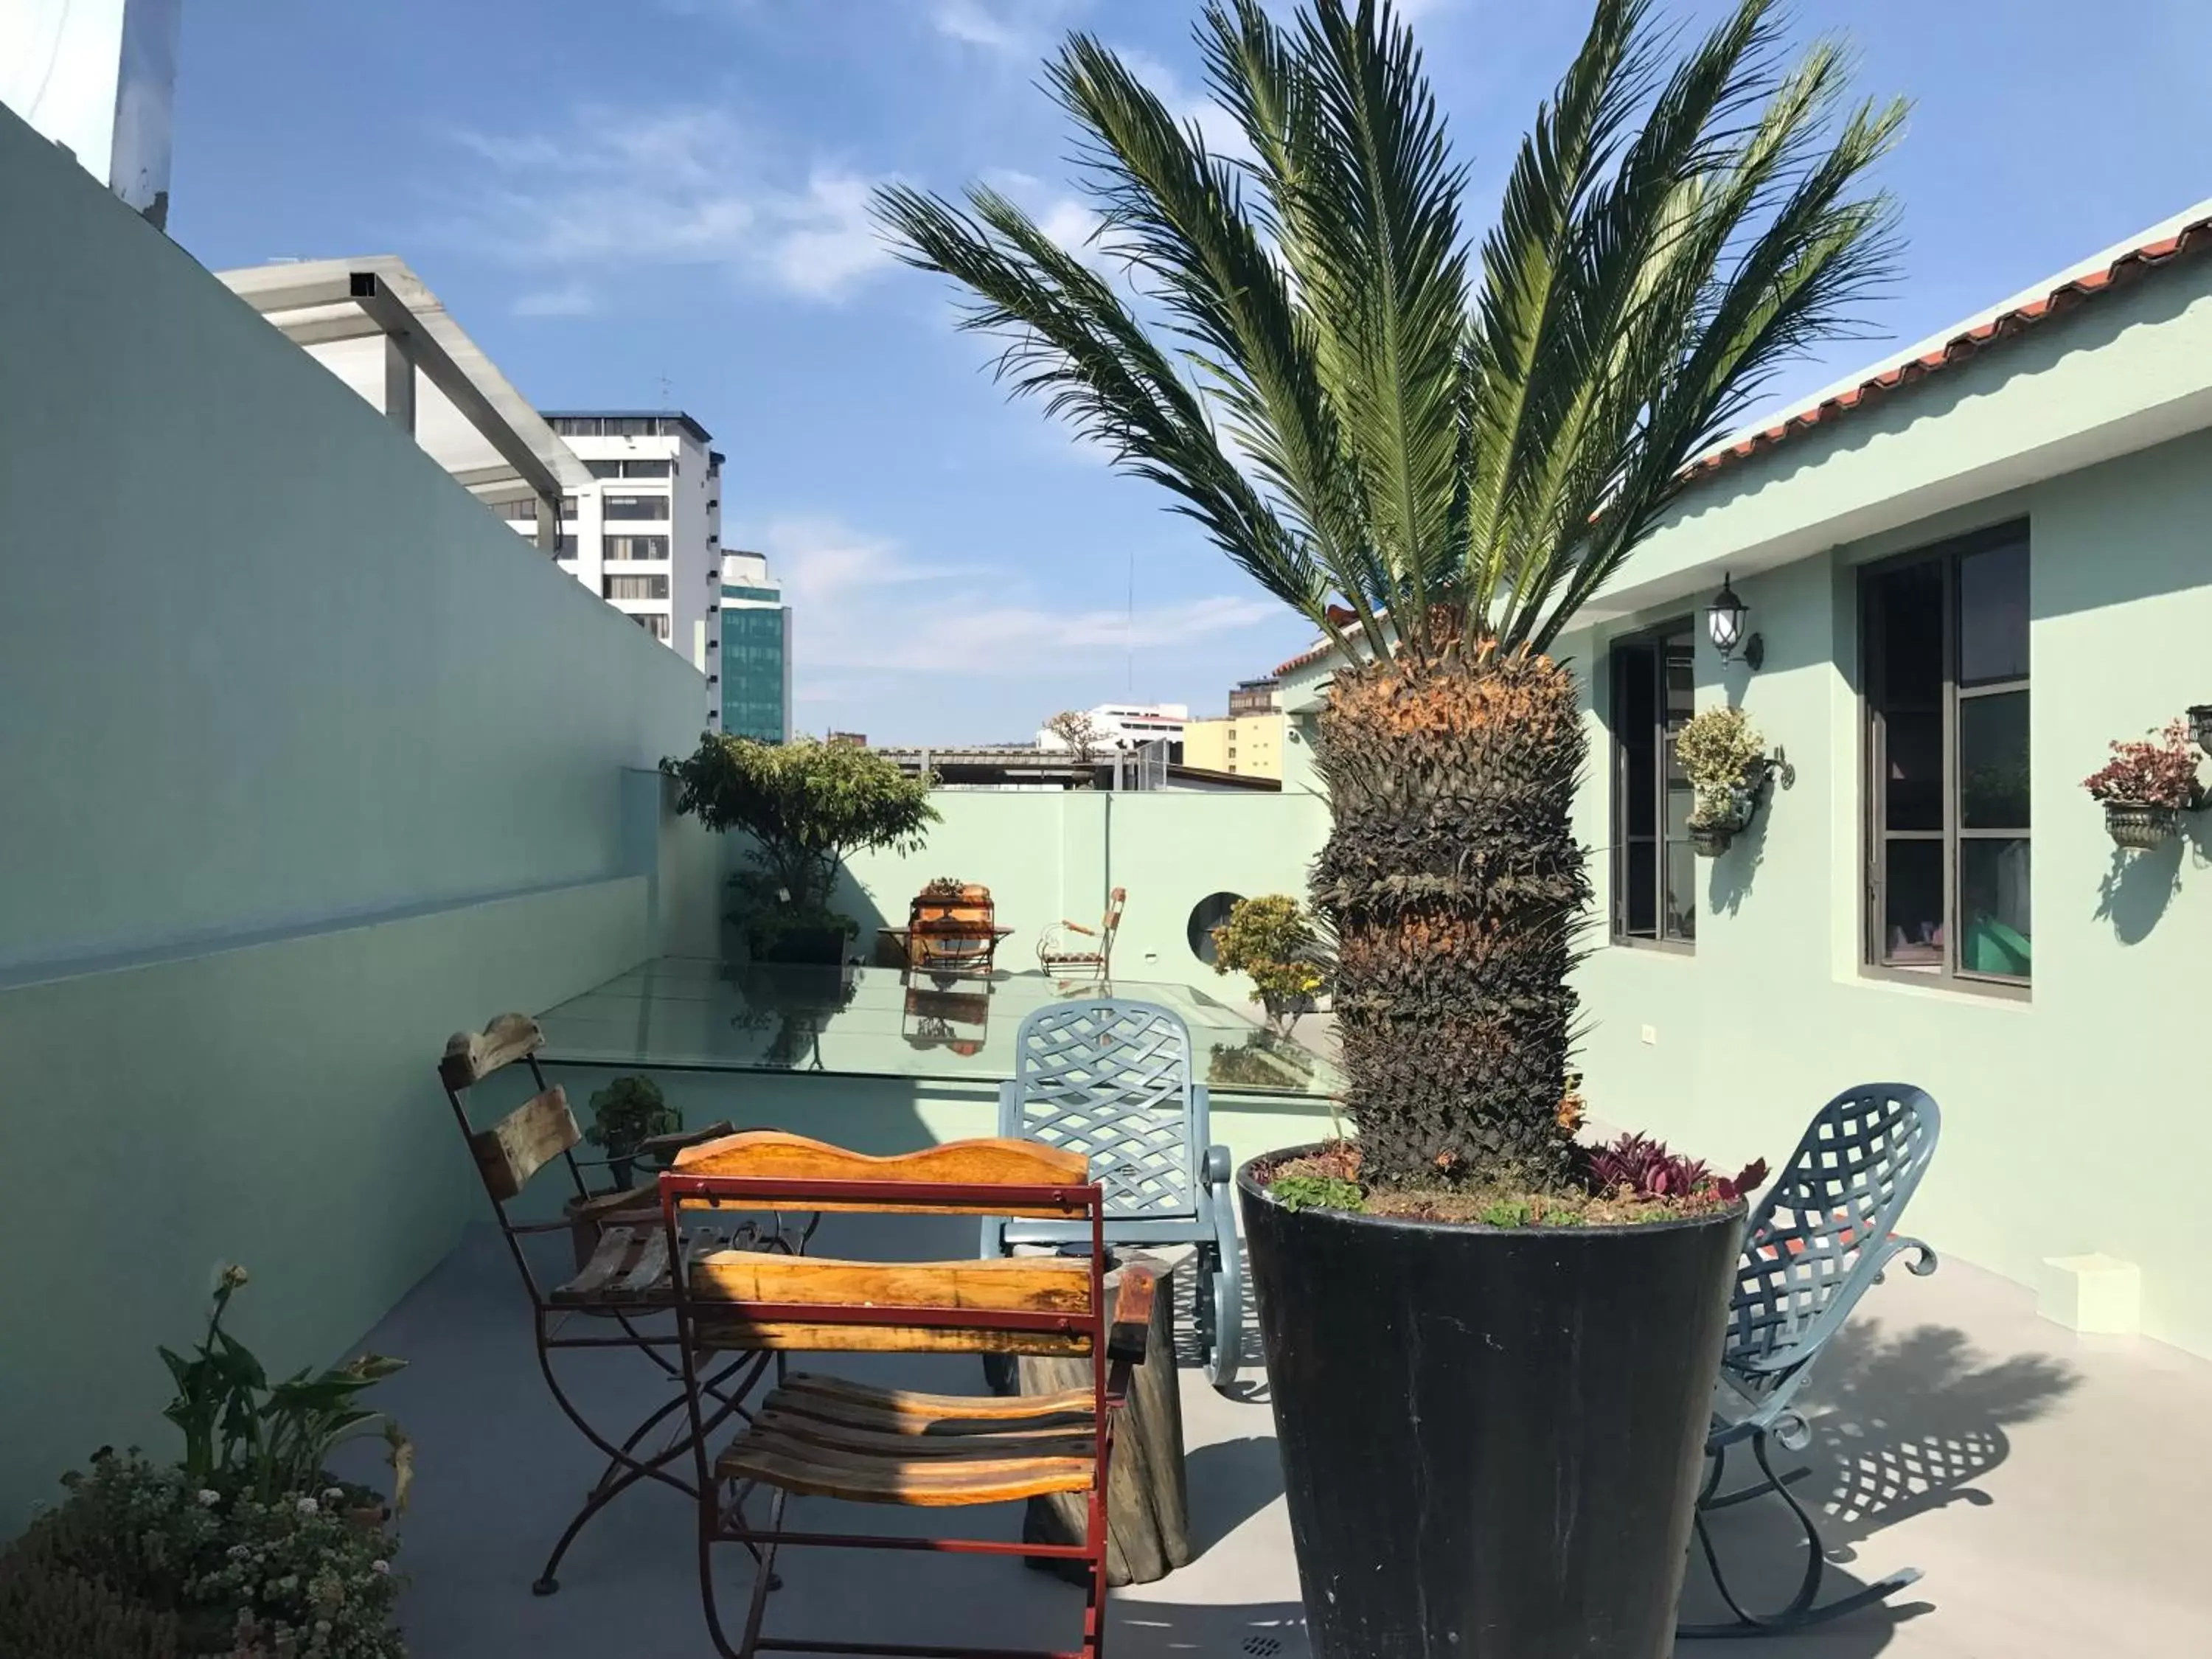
[585,1075,680,1189]
[1675,705,1772,855]
[879,0,1895,1651]
[1209,894,1326,1033]
[661,735,939,964]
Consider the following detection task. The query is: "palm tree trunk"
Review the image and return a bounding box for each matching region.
[1312,647,1591,1189]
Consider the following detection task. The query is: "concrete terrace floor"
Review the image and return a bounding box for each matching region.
[355,1217,2212,1659]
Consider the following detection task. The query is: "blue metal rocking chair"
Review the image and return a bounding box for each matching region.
[984,998,1242,1392]
[1680,1082,1942,1639]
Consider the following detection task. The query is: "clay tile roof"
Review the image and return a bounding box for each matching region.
[1680,210,2212,487]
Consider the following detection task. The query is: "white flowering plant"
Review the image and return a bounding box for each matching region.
[1,1450,403,1658]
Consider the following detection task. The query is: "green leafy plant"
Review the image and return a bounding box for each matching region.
[1481,1200,1534,1228]
[1,1450,402,1659]
[1209,894,1326,1029]
[878,0,1899,1198]
[1270,1174,1366,1214]
[1673,706,1768,828]
[584,1076,678,1179]
[662,734,939,953]
[160,1268,411,1516]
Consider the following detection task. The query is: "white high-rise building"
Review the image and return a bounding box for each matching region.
[527,412,722,669]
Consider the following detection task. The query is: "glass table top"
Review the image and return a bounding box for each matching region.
[537,957,1340,1099]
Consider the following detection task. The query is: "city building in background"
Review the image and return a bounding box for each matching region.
[1034,702,1190,752]
[716,549,792,742]
[535,411,720,667]
[1183,678,1285,779]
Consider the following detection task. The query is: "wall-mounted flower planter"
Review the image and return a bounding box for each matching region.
[2104,801,2180,852]
[1688,795,1755,857]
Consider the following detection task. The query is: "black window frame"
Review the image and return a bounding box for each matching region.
[1859,520,2031,997]
[1608,616,1698,952]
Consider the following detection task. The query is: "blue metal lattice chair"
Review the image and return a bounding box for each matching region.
[1680,1082,1942,1639]
[984,998,1242,1391]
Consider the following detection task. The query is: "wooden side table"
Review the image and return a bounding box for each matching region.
[1018,1244,1194,1586]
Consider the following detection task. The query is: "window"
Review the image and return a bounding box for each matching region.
[635,612,671,641]
[1863,524,2030,987]
[604,494,670,521]
[604,574,669,601]
[494,498,538,522]
[586,459,672,479]
[1610,619,1697,946]
[604,535,669,563]
[560,495,580,521]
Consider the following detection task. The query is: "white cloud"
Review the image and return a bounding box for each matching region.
[753,515,1276,689]
[445,107,895,302]
[929,0,1085,57]
[511,282,596,318]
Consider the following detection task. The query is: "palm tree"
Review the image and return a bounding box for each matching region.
[878,0,1900,1191]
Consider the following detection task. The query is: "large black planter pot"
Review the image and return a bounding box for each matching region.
[1239,1150,1741,1659]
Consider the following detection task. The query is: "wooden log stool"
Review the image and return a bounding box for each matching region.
[1018,1244,1193,1586]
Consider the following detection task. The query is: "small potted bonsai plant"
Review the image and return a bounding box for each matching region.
[585,1074,679,1190]
[661,734,939,965]
[1210,894,1327,1034]
[1675,704,1773,856]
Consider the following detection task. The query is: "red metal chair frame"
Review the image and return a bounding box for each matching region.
[660,1136,1154,1659]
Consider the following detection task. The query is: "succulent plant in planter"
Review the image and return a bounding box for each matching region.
[2083,719,2202,851]
[879,0,1895,1651]
[1675,704,1773,856]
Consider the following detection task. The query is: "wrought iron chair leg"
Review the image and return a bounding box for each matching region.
[1206,1203,1242,1393]
[718,1484,788,1659]
[533,1348,770,1593]
[1707,1459,1812,1511]
[1677,1431,1921,1638]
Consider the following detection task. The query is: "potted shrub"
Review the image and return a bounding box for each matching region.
[661,734,939,965]
[1209,894,1326,1033]
[1674,705,1774,855]
[2083,718,2201,850]
[878,1,1894,1650]
[584,1074,679,1191]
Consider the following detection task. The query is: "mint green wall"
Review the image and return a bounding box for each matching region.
[0,109,700,1522]
[1567,425,2212,1357]
[825,789,1333,990]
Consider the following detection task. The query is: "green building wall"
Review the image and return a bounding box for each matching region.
[1565,425,2212,1360]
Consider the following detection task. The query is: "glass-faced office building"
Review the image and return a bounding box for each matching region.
[717,550,792,742]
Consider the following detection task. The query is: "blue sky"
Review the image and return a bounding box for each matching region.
[170,0,2212,743]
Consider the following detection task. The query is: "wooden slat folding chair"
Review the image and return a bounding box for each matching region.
[438,1014,789,1595]
[1036,888,1124,984]
[660,1133,1157,1659]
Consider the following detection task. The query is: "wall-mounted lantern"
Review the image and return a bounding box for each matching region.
[2188,704,2212,756]
[1706,573,1763,670]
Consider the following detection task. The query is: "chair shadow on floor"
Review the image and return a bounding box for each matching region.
[1677,1317,2079,1653]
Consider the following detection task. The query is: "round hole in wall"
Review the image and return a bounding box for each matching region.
[1188,891,1245,967]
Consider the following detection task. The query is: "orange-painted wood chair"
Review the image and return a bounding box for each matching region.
[659,1133,1156,1659]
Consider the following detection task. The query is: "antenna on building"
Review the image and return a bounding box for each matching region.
[1126,545,1135,697]
[659,370,672,403]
